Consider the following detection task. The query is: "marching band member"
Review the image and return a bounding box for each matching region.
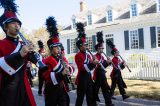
[0,0,36,105]
[93,32,114,106]
[37,40,45,96]
[110,48,130,100]
[75,22,98,106]
[43,16,69,106]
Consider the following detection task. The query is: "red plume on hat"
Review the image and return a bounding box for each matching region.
[95,31,104,50]
[46,16,61,49]
[0,0,21,31]
[76,22,87,49]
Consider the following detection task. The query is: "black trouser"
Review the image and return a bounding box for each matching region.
[95,75,112,105]
[38,71,44,94]
[75,80,96,106]
[0,74,31,106]
[110,75,126,96]
[45,82,69,106]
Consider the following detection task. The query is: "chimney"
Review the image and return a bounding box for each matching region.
[80,1,87,12]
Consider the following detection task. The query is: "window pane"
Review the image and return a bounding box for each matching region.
[131,4,137,16]
[72,19,76,28]
[130,30,139,49]
[70,39,76,53]
[88,15,92,25]
[86,37,93,52]
[107,10,113,22]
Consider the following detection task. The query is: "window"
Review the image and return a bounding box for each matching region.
[158,0,160,12]
[70,39,76,53]
[72,18,76,29]
[130,30,139,49]
[86,37,93,52]
[157,27,160,47]
[107,10,113,22]
[87,15,92,25]
[131,4,137,17]
[106,34,113,38]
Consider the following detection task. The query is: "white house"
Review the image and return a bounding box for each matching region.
[60,0,160,79]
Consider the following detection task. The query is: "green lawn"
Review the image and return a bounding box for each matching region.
[107,79,160,101]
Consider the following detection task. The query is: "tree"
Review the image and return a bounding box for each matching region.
[30,27,49,55]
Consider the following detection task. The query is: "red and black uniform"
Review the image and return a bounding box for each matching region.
[110,56,127,97]
[75,51,96,106]
[93,53,112,105]
[0,36,36,106]
[38,49,45,95]
[43,55,69,106]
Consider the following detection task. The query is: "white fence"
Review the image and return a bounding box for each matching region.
[105,52,160,80]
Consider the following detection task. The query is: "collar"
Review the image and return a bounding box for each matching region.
[6,35,19,43]
[97,52,101,56]
[51,54,59,61]
[80,50,86,54]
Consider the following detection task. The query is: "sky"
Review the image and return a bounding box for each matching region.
[0,0,121,32]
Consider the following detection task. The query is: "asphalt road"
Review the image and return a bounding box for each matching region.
[32,87,160,106]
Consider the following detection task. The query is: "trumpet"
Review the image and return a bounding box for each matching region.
[17,30,48,71]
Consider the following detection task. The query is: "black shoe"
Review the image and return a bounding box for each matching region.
[111,96,116,100]
[38,91,42,94]
[38,93,42,96]
[107,103,114,106]
[122,95,130,100]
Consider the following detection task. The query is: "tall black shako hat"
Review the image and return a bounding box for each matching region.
[0,0,21,32]
[76,22,87,49]
[106,40,118,55]
[46,16,61,49]
[95,31,104,51]
[37,40,45,53]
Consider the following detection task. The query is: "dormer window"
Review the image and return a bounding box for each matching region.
[72,15,76,29]
[87,14,92,25]
[157,0,160,12]
[131,3,137,17]
[107,10,113,22]
[72,18,76,29]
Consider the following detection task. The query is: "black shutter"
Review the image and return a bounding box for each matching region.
[67,39,70,54]
[124,30,129,50]
[75,38,79,53]
[92,35,96,52]
[138,28,144,49]
[150,27,156,48]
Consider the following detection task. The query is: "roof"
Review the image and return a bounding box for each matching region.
[63,0,157,31]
